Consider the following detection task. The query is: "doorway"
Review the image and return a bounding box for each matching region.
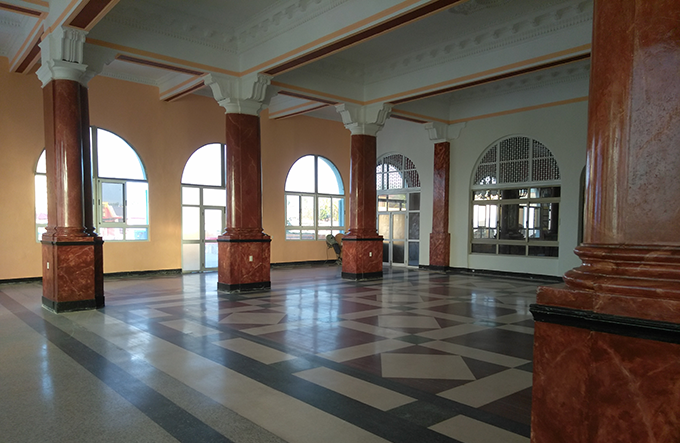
[377,192,420,266]
[182,187,226,272]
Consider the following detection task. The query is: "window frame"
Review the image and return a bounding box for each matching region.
[470,136,561,258]
[284,155,345,241]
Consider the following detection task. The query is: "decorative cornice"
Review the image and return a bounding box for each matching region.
[363,1,593,83]
[98,70,160,87]
[236,0,350,52]
[101,5,237,54]
[0,16,22,28]
[447,59,590,103]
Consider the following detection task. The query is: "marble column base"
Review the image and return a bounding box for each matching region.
[41,237,104,313]
[429,232,451,268]
[341,237,383,280]
[531,308,680,443]
[217,235,271,292]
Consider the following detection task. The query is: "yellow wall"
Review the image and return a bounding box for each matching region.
[261,111,350,263]
[0,58,351,280]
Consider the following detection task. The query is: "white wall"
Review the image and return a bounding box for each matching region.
[451,101,588,276]
[378,100,588,277]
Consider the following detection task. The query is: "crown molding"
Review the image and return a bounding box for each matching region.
[98,70,160,87]
[100,4,237,54]
[363,0,593,83]
[236,0,349,53]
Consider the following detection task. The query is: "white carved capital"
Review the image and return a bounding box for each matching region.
[424,121,467,141]
[36,27,89,87]
[204,72,276,116]
[335,102,393,136]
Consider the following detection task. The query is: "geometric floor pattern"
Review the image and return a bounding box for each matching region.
[0,264,551,442]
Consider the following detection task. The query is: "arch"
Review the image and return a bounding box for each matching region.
[182,143,224,187]
[285,155,345,240]
[470,135,561,257]
[376,153,420,190]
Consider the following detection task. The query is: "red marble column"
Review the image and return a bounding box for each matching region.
[217,113,271,291]
[42,79,103,313]
[531,1,680,441]
[429,141,450,269]
[342,134,383,280]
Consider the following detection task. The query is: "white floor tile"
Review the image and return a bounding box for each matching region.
[430,415,529,443]
[378,315,441,329]
[437,369,533,407]
[319,339,412,362]
[381,353,476,380]
[213,338,296,364]
[420,341,529,368]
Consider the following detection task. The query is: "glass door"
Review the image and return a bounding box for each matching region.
[377,192,420,267]
[182,186,225,272]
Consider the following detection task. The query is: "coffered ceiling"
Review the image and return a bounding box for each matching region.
[0,0,593,125]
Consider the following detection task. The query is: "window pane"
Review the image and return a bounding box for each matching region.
[408,242,419,266]
[529,246,559,257]
[301,196,314,226]
[204,209,222,241]
[182,143,222,186]
[471,243,496,254]
[205,243,218,268]
[332,198,344,227]
[409,193,420,210]
[393,241,405,264]
[35,175,47,224]
[286,195,300,226]
[126,182,148,225]
[393,214,406,239]
[182,207,200,240]
[203,188,226,207]
[472,204,497,229]
[125,228,148,241]
[101,182,124,223]
[182,243,201,271]
[317,156,343,194]
[378,214,390,238]
[285,155,315,192]
[96,129,145,179]
[301,230,315,240]
[388,194,406,211]
[474,190,500,201]
[286,229,301,240]
[499,204,526,240]
[387,171,402,189]
[318,197,331,226]
[36,150,46,173]
[318,230,331,239]
[408,213,420,240]
[383,241,389,263]
[378,195,388,212]
[182,187,200,205]
[100,227,124,241]
[499,244,526,255]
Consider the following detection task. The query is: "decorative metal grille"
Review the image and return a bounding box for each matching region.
[376,153,420,190]
[473,136,560,187]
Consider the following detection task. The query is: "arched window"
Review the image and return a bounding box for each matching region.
[34,127,149,242]
[470,135,560,257]
[376,153,421,266]
[285,155,345,240]
[181,143,226,272]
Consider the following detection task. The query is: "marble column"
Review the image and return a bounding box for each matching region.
[217,113,271,291]
[531,1,680,442]
[41,79,103,312]
[342,134,383,280]
[429,141,450,270]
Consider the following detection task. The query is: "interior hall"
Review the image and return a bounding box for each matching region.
[0,0,678,442]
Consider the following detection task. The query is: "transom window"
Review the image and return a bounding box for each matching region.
[285,155,345,240]
[376,153,420,190]
[34,127,149,242]
[471,136,560,257]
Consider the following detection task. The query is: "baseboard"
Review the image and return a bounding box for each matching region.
[0,276,42,285]
[271,260,339,268]
[104,269,182,279]
[419,265,563,283]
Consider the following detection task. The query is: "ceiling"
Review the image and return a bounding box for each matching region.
[0,0,593,124]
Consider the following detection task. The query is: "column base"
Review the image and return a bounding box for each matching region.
[217,235,271,292]
[41,236,104,313]
[341,237,383,280]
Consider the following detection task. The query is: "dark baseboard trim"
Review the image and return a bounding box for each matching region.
[419,265,563,283]
[105,269,182,279]
[271,260,338,268]
[218,281,271,293]
[342,237,382,242]
[217,238,271,243]
[342,271,383,281]
[0,276,42,285]
[531,304,680,344]
[42,296,105,313]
